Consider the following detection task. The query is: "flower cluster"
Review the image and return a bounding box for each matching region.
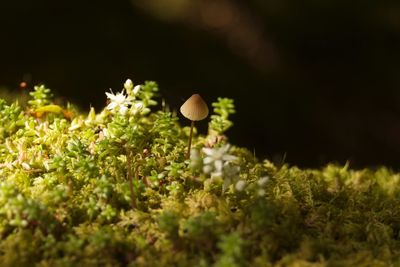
[105,79,143,115]
[191,144,241,192]
[202,144,238,178]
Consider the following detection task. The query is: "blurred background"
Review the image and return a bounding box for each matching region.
[1,0,400,169]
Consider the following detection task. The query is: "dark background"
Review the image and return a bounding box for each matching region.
[1,0,400,169]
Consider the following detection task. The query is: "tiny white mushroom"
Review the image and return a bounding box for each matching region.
[180,94,209,159]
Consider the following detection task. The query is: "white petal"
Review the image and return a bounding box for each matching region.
[119,106,128,115]
[203,165,213,174]
[107,103,117,110]
[115,93,126,103]
[203,157,214,165]
[221,144,230,153]
[106,92,116,100]
[222,155,237,162]
[202,147,214,156]
[214,160,223,172]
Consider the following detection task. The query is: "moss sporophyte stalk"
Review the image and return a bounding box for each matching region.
[0,79,400,266]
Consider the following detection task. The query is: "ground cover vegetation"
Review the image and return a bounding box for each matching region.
[0,79,400,266]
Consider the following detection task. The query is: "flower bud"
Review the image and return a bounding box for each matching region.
[133,85,141,95]
[124,79,133,93]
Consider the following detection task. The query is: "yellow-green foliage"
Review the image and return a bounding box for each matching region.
[0,80,399,266]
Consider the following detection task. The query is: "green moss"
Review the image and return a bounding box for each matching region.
[0,79,400,266]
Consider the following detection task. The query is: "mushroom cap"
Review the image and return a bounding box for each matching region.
[180,94,209,121]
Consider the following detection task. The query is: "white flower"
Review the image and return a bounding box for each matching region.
[203,144,237,174]
[223,162,240,177]
[105,90,133,115]
[202,144,240,192]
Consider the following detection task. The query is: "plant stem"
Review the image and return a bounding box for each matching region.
[126,148,136,209]
[186,120,194,159]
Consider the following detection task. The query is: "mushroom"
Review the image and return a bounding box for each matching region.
[180,94,209,159]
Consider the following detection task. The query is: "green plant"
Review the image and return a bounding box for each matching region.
[208,97,235,136]
[0,79,399,266]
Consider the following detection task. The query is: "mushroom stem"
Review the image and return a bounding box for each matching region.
[180,94,208,159]
[186,120,195,159]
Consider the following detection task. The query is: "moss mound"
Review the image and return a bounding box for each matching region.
[0,80,400,266]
